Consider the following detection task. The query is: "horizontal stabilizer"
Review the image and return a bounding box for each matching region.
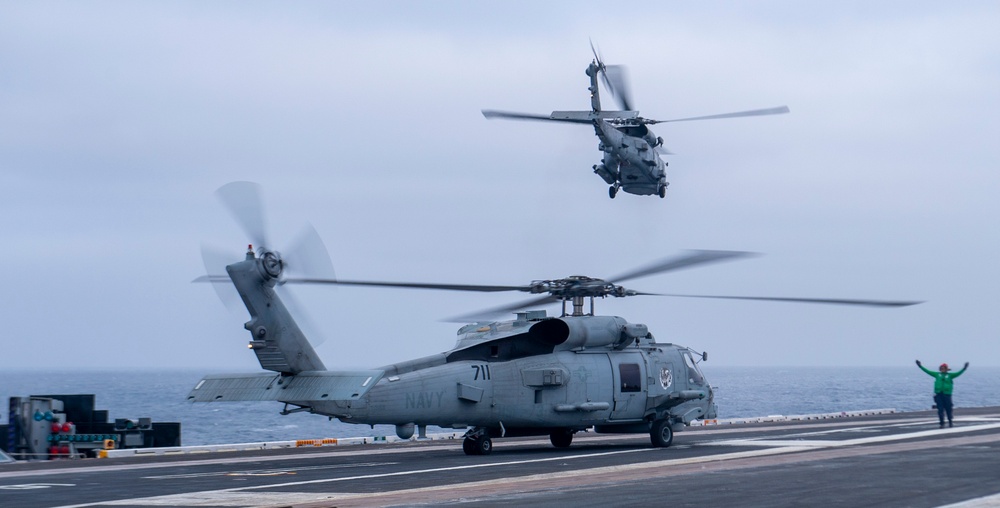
[187,370,384,403]
[550,110,639,122]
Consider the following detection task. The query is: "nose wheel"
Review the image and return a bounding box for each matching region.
[609,185,619,199]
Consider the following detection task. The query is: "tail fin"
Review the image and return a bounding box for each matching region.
[228,250,326,374]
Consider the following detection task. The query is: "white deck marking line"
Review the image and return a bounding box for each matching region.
[731,418,959,441]
[938,491,1000,507]
[54,446,816,508]
[705,421,1000,448]
[142,461,396,480]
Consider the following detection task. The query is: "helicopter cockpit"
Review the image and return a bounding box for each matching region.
[682,349,707,387]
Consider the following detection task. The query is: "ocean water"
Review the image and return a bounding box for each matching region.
[2,367,997,446]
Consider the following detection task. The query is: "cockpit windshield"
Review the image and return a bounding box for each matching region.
[683,350,705,386]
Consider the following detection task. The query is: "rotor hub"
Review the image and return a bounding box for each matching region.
[259,250,283,279]
[529,276,630,300]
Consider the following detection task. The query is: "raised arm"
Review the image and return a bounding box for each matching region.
[916,360,936,377]
[951,362,970,378]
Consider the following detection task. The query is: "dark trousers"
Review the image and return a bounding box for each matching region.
[934,393,953,425]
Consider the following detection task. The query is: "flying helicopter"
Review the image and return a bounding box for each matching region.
[482,43,790,199]
[190,182,921,455]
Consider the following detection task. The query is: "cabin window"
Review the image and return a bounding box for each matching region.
[490,345,500,358]
[619,363,641,392]
[534,389,542,404]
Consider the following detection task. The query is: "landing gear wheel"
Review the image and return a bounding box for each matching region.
[609,185,618,199]
[550,429,573,448]
[476,437,493,455]
[463,436,493,455]
[657,185,666,198]
[650,419,674,448]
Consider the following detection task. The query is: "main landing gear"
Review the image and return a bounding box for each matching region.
[549,429,574,448]
[649,419,674,447]
[462,428,493,455]
[610,183,667,199]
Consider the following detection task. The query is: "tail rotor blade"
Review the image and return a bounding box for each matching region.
[216,181,269,249]
[276,284,328,348]
[589,38,604,71]
[283,223,336,280]
[602,65,634,112]
[588,40,633,111]
[198,243,243,313]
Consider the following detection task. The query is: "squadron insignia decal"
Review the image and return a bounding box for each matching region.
[660,367,672,390]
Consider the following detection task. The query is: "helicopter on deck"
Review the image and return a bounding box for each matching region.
[483,43,789,199]
[190,182,920,455]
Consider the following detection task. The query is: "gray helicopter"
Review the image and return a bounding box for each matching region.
[190,183,920,455]
[483,44,790,199]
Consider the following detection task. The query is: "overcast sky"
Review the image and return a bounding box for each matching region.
[2,1,998,371]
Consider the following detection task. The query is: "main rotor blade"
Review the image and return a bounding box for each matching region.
[283,277,531,293]
[444,294,560,323]
[606,250,757,284]
[276,285,328,348]
[647,106,790,124]
[193,275,231,283]
[216,181,269,248]
[482,109,592,124]
[655,293,923,307]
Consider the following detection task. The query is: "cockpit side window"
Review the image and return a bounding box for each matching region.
[683,351,705,386]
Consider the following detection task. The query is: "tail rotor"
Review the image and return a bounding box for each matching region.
[196,182,334,350]
[590,39,634,112]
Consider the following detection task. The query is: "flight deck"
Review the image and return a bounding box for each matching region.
[2,407,999,508]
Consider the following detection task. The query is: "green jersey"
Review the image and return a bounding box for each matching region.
[918,364,967,394]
